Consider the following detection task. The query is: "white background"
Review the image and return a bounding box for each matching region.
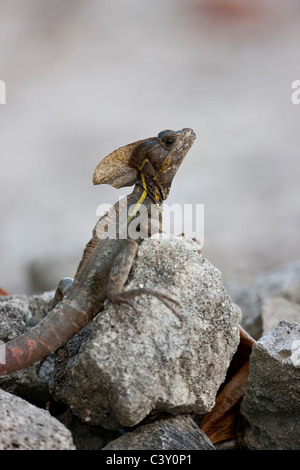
[0,0,299,294]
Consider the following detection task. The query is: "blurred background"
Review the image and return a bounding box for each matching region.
[0,0,299,295]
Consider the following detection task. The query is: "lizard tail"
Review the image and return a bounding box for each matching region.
[0,299,96,376]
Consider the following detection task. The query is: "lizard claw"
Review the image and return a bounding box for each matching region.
[155,297,183,327]
[110,296,140,316]
[108,289,183,326]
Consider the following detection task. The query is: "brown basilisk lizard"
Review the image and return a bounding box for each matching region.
[0,128,196,376]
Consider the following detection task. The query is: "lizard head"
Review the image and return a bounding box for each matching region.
[93,128,196,202]
[139,128,196,202]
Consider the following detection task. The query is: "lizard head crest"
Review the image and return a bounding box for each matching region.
[93,128,196,202]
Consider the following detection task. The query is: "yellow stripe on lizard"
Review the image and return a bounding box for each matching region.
[127,170,148,223]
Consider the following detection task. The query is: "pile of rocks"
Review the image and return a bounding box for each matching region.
[227,260,300,339]
[227,262,300,449]
[0,236,299,450]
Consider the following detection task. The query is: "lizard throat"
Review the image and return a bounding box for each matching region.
[139,172,164,206]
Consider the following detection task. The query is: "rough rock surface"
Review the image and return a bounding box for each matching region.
[0,357,54,408]
[0,388,75,450]
[51,235,241,430]
[0,291,54,405]
[103,414,215,450]
[58,409,120,450]
[241,320,300,450]
[0,291,54,340]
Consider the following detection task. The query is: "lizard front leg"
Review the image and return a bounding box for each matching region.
[106,239,182,324]
[51,277,74,308]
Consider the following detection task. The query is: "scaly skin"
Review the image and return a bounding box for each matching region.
[0,128,196,375]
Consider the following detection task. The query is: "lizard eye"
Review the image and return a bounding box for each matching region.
[163,137,176,147]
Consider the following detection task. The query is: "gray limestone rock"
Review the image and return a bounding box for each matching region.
[241,320,300,449]
[58,409,120,450]
[0,388,75,450]
[0,291,54,341]
[51,235,241,430]
[225,281,262,339]
[102,414,215,450]
[0,296,32,342]
[0,291,55,406]
[0,356,54,408]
